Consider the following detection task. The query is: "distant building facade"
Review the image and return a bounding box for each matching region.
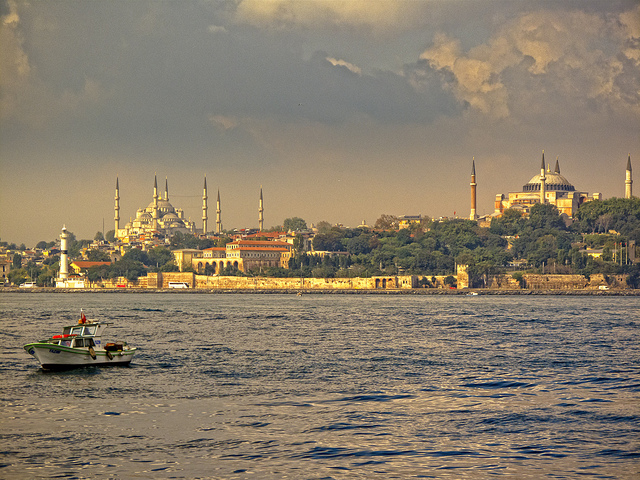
[492,153,601,218]
[183,240,293,274]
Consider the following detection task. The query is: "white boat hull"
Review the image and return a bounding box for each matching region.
[24,343,136,370]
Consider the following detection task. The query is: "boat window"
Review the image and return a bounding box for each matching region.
[84,326,97,335]
[61,340,72,347]
[63,327,71,335]
[70,327,83,335]
[74,339,85,347]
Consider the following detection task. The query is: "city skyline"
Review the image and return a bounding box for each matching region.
[1,0,639,246]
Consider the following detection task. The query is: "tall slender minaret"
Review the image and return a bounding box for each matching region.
[202,176,208,235]
[625,154,633,199]
[164,177,169,201]
[540,151,546,204]
[470,157,477,221]
[258,186,264,231]
[114,177,120,233]
[554,156,560,174]
[216,189,222,234]
[152,175,159,230]
[59,225,69,280]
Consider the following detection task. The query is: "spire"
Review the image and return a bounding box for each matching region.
[258,186,264,231]
[554,156,560,174]
[202,175,208,235]
[540,151,546,203]
[470,157,477,221]
[152,174,159,230]
[216,188,222,234]
[626,154,633,199]
[114,176,120,233]
[165,177,169,201]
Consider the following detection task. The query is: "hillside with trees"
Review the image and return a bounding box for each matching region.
[3,198,639,287]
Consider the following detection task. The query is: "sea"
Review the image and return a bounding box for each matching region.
[1,292,639,479]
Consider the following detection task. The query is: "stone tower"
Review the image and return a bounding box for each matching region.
[470,158,477,221]
[626,154,633,199]
[114,177,120,233]
[152,175,159,231]
[258,187,264,231]
[216,189,222,234]
[202,176,208,235]
[59,225,69,280]
[540,151,546,204]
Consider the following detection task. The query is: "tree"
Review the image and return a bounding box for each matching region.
[94,231,105,242]
[375,214,399,230]
[316,221,332,234]
[105,230,116,243]
[283,217,307,232]
[12,254,22,269]
[87,249,110,262]
[148,247,173,269]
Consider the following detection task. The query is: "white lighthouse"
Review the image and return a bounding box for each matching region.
[59,225,69,280]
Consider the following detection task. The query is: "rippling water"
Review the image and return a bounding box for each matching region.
[1,292,639,479]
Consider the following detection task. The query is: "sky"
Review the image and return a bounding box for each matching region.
[1,0,639,247]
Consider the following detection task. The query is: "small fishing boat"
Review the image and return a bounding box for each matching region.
[24,311,137,370]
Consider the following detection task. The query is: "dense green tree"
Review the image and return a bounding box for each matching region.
[12,254,22,269]
[87,249,110,261]
[283,217,307,232]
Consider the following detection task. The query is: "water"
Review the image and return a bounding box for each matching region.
[1,293,639,479]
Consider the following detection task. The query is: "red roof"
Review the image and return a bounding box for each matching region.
[71,261,111,268]
[230,240,291,247]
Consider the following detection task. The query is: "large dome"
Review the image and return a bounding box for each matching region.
[523,169,575,192]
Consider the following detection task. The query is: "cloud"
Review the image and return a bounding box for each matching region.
[418,6,640,120]
[326,57,361,75]
[234,0,423,33]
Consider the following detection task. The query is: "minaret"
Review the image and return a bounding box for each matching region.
[152,175,159,230]
[625,154,633,199]
[114,177,120,233]
[164,177,169,201]
[258,186,264,231]
[554,156,560,174]
[59,225,69,280]
[216,189,222,234]
[202,176,208,235]
[540,151,546,204]
[470,157,477,221]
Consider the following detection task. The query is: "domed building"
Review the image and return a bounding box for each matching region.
[115,176,199,241]
[493,153,601,218]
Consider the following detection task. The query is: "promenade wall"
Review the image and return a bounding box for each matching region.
[84,272,629,291]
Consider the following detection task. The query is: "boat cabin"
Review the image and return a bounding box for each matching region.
[54,337,96,348]
[62,323,109,338]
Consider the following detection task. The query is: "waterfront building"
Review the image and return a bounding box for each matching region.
[186,240,293,274]
[492,152,601,218]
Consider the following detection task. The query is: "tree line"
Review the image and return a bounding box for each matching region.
[4,197,640,287]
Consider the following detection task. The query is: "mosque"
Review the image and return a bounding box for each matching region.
[470,153,633,220]
[114,175,265,241]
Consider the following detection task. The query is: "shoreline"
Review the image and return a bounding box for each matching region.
[2,287,639,296]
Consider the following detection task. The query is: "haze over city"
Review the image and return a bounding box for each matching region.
[1,0,639,246]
